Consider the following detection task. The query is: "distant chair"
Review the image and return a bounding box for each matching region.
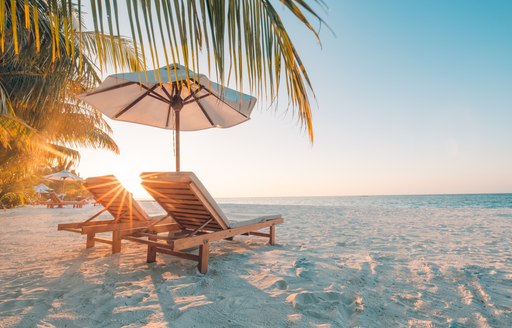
[47,192,85,208]
[125,172,284,274]
[57,175,178,253]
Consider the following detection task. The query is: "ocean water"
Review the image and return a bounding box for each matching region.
[218,193,512,209]
[142,194,512,217]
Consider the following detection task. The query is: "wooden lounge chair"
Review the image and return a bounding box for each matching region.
[125,172,284,274]
[47,192,85,208]
[58,175,177,253]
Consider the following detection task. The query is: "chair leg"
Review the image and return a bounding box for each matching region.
[112,230,121,254]
[147,235,157,263]
[86,233,95,248]
[269,225,276,245]
[198,241,209,274]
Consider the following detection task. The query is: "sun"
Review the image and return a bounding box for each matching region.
[114,171,151,200]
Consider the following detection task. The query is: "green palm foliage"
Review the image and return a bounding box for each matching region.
[0,0,142,207]
[0,0,327,141]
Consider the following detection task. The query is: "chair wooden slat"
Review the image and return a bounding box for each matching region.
[58,175,177,254]
[133,172,283,274]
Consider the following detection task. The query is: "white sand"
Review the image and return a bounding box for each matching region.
[1,203,511,327]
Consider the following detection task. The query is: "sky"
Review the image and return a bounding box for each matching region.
[77,0,512,199]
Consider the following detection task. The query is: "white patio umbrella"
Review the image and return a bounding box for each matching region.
[34,183,52,194]
[79,64,257,171]
[44,169,83,194]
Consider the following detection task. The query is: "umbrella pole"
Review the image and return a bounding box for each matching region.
[175,108,180,172]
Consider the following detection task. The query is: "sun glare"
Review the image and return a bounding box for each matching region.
[113,171,151,200]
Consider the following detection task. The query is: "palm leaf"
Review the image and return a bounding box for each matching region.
[1,0,328,141]
[79,31,142,71]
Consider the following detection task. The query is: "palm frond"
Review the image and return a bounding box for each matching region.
[1,0,328,142]
[46,143,81,162]
[79,31,142,71]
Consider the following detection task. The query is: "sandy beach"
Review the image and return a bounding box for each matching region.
[1,0,511,327]
[1,199,511,327]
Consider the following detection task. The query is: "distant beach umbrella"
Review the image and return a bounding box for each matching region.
[79,64,257,172]
[44,170,83,193]
[44,169,83,182]
[34,183,52,194]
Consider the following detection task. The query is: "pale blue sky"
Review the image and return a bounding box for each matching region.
[78,0,512,198]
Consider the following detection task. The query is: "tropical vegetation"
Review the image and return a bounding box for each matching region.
[0,0,326,208]
[0,0,141,207]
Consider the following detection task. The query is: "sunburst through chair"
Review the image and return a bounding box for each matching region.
[58,175,177,253]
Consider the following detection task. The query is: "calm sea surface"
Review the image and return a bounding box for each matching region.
[141,194,512,215]
[218,193,512,209]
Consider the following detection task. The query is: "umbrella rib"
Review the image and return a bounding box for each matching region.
[182,80,203,104]
[139,85,172,103]
[147,93,171,103]
[198,84,250,119]
[160,85,173,101]
[85,81,137,96]
[182,79,200,102]
[183,93,211,105]
[114,85,159,118]
[191,92,215,127]
[182,93,194,102]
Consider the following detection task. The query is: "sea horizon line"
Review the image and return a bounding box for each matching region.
[136,192,512,202]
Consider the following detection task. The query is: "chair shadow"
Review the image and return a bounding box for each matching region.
[11,249,94,328]
[6,237,296,327]
[141,238,296,327]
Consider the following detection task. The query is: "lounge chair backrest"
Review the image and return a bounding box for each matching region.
[140,172,230,231]
[85,175,149,221]
[49,192,63,203]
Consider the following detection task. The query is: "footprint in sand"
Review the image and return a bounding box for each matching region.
[251,275,289,291]
[293,257,315,279]
[286,291,362,324]
[391,292,423,309]
[269,279,288,290]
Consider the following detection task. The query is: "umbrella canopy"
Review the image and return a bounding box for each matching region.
[34,183,52,194]
[44,169,83,182]
[44,170,83,194]
[79,64,257,171]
